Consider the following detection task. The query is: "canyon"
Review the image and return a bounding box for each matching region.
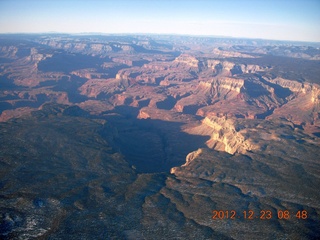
[0,34,319,239]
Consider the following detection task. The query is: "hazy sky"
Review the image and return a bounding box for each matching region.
[0,0,319,42]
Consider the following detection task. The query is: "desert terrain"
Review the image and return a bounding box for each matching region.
[0,34,320,239]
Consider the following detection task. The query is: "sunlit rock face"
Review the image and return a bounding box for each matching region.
[0,34,319,239]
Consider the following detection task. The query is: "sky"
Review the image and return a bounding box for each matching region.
[0,0,319,42]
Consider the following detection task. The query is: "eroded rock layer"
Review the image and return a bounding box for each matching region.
[0,34,319,239]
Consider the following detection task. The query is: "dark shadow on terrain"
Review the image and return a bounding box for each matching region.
[131,59,150,67]
[34,75,88,103]
[130,45,173,55]
[313,132,320,138]
[137,99,150,108]
[0,102,12,113]
[104,105,140,118]
[244,81,269,98]
[230,65,243,75]
[0,95,52,115]
[51,75,88,103]
[183,105,205,115]
[13,94,49,109]
[256,75,292,99]
[101,106,209,173]
[256,108,274,119]
[154,76,165,85]
[38,52,109,73]
[0,57,14,64]
[235,114,245,118]
[0,74,20,90]
[156,96,176,110]
[229,55,320,84]
[100,64,128,78]
[16,48,31,58]
[0,74,87,112]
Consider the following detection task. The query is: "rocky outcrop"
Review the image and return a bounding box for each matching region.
[79,78,129,98]
[264,77,320,125]
[210,77,244,94]
[77,100,114,114]
[174,54,199,68]
[0,47,57,87]
[265,77,310,93]
[137,109,151,119]
[265,77,320,104]
[0,107,33,122]
[0,46,18,58]
[172,78,244,114]
[182,148,202,167]
[185,116,258,154]
[207,59,266,75]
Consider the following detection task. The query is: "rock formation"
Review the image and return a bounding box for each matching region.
[0,34,319,239]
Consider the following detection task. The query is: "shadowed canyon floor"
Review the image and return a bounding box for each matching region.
[0,34,320,239]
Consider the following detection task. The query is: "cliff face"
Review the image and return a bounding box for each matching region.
[185,116,258,154]
[264,77,320,106]
[174,54,199,68]
[210,77,244,94]
[207,60,265,75]
[264,77,320,126]
[265,77,311,93]
[183,113,320,156]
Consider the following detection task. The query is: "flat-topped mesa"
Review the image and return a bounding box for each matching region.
[79,78,129,98]
[37,40,133,56]
[174,54,199,68]
[211,48,256,58]
[207,59,265,75]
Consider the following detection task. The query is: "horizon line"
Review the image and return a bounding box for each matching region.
[0,32,320,44]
